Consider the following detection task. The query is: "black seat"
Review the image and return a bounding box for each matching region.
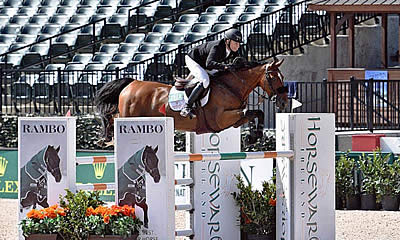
[21,53,44,69]
[246,33,273,60]
[144,62,173,83]
[32,82,51,103]
[12,82,32,103]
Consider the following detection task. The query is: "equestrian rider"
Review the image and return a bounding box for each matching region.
[180,28,243,118]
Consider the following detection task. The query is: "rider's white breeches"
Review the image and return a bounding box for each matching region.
[185,56,210,88]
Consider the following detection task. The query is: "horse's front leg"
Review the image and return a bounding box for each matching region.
[215,109,244,130]
[137,201,149,228]
[232,109,264,129]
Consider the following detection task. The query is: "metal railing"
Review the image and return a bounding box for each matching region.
[120,0,376,81]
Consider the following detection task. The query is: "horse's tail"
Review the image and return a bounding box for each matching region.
[95,78,134,141]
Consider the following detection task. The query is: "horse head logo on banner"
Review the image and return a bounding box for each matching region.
[20,145,62,210]
[118,145,160,228]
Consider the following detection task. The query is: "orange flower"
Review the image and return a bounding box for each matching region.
[27,209,39,219]
[97,206,109,216]
[269,198,276,206]
[240,207,252,224]
[130,208,136,218]
[56,208,66,216]
[86,207,96,216]
[103,215,110,224]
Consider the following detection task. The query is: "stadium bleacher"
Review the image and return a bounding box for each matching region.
[0,0,330,115]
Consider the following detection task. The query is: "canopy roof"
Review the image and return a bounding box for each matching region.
[308,0,400,13]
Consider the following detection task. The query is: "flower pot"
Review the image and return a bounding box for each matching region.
[247,233,274,240]
[88,234,139,240]
[361,194,377,210]
[241,232,274,240]
[25,234,58,240]
[346,194,361,210]
[336,193,344,210]
[381,195,400,211]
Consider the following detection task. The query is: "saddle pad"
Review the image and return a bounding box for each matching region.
[168,86,210,111]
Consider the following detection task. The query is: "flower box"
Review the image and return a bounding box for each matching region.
[25,234,58,240]
[88,233,139,240]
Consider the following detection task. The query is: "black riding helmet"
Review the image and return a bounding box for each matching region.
[224,28,242,43]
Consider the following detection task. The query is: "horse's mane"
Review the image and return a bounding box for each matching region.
[209,60,265,99]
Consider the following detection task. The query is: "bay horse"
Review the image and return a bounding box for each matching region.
[20,145,62,210]
[95,59,288,143]
[118,145,160,228]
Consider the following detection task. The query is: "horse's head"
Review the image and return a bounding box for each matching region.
[143,145,160,183]
[259,59,288,110]
[45,145,62,182]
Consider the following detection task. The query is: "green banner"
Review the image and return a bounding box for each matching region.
[0,150,18,199]
[0,150,116,201]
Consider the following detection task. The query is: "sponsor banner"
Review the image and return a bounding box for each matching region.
[175,161,190,205]
[190,127,240,240]
[240,158,273,191]
[0,150,18,198]
[276,113,335,240]
[18,117,76,232]
[115,117,175,239]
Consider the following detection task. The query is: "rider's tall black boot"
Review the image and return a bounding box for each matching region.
[180,83,206,118]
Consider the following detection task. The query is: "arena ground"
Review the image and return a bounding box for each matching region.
[1,198,400,240]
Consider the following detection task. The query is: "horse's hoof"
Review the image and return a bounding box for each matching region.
[144,222,149,229]
[104,139,114,147]
[245,135,257,145]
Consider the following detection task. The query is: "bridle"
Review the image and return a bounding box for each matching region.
[143,150,158,176]
[252,67,288,104]
[45,152,60,177]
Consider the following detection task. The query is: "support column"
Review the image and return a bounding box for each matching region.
[330,12,337,68]
[382,13,388,68]
[398,14,400,63]
[349,14,355,67]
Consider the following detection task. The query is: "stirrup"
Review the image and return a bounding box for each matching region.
[180,107,196,119]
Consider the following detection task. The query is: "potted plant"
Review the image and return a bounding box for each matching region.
[374,152,400,211]
[359,152,380,210]
[58,190,142,240]
[336,153,360,210]
[20,205,66,240]
[232,175,276,240]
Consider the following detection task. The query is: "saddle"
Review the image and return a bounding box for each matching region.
[172,76,209,105]
[171,76,216,134]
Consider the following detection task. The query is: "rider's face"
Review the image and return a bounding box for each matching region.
[227,40,240,52]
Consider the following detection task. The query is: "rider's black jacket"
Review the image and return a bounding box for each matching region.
[187,39,239,70]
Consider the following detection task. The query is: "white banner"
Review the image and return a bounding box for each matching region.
[115,117,175,239]
[18,117,76,233]
[276,113,335,240]
[190,127,241,240]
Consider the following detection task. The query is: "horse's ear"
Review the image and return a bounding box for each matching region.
[275,58,284,67]
[55,145,60,153]
[154,145,158,153]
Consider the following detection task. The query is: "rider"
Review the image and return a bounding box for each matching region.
[180,28,243,118]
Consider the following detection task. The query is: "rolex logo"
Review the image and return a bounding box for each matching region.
[0,156,8,177]
[93,162,107,180]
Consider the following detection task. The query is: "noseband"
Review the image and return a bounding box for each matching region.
[44,153,60,176]
[265,69,288,98]
[143,151,158,176]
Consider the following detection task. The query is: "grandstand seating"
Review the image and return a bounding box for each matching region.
[0,0,329,115]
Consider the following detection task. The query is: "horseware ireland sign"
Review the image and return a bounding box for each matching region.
[276,113,335,240]
[189,127,241,240]
[115,117,175,239]
[18,117,76,231]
